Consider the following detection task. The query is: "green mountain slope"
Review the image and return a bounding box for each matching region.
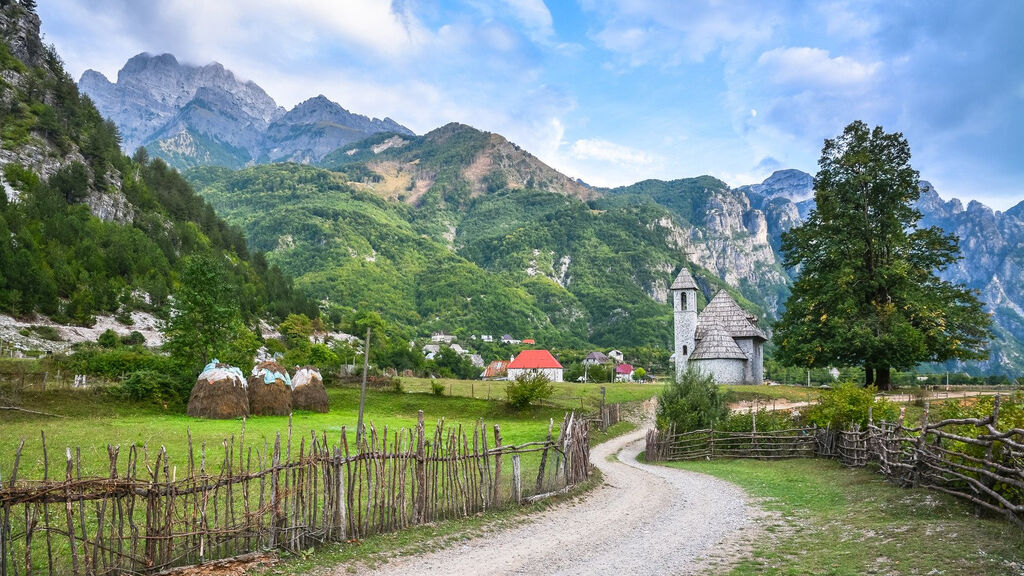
[0,2,311,325]
[188,144,772,348]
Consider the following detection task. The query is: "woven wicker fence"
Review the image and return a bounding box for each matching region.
[0,411,590,575]
[645,396,1023,527]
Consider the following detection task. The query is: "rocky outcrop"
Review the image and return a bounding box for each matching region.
[0,2,45,68]
[79,54,414,169]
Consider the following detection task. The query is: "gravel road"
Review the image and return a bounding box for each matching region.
[334,427,757,576]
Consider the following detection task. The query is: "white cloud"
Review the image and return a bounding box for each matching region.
[501,0,554,40]
[757,47,880,89]
[569,139,654,166]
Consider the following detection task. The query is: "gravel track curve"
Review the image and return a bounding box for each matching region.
[334,427,757,576]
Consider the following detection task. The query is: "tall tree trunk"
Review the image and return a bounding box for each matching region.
[865,366,875,387]
[876,366,891,391]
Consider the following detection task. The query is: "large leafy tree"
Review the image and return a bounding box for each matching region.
[775,121,991,390]
[163,253,256,374]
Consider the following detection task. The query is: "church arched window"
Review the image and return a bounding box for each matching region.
[683,345,688,355]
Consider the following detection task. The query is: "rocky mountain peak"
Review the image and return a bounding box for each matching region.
[81,53,414,168]
[740,169,814,203]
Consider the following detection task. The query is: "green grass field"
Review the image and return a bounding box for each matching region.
[399,376,661,410]
[666,459,1024,575]
[0,385,576,480]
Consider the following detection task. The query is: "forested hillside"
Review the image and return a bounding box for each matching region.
[0,1,313,326]
[187,126,768,348]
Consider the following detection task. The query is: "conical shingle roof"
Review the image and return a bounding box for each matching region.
[670,268,698,290]
[690,324,748,360]
[696,291,767,340]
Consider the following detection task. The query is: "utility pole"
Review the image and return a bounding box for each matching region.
[356,327,371,446]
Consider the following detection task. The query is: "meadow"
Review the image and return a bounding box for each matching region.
[0,384,573,480]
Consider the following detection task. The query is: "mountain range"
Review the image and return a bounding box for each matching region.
[7,18,1016,376]
[79,53,413,170]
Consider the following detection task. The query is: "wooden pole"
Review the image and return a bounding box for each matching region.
[357,327,371,445]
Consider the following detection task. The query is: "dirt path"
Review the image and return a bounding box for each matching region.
[331,428,759,576]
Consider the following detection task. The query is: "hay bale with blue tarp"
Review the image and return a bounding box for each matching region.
[248,361,293,416]
[187,360,250,419]
[292,366,329,413]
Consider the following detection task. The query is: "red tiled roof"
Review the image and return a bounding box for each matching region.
[616,363,633,374]
[522,338,535,344]
[508,350,563,369]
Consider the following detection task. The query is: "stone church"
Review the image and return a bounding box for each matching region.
[671,268,766,384]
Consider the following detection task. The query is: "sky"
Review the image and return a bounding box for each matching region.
[37,0,1024,210]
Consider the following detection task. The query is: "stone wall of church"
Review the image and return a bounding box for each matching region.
[692,358,746,384]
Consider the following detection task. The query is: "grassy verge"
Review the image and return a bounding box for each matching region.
[666,459,1024,575]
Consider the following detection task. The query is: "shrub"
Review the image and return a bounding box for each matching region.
[505,373,554,409]
[657,368,729,432]
[116,370,189,405]
[392,377,404,392]
[97,329,120,348]
[804,381,899,430]
[120,331,146,346]
[430,378,445,396]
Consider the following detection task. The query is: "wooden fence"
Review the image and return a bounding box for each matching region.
[645,396,1023,527]
[0,411,590,575]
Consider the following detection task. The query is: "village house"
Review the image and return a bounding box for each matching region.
[607,350,624,364]
[582,351,610,366]
[671,268,765,384]
[431,331,456,343]
[507,350,563,382]
[615,363,634,382]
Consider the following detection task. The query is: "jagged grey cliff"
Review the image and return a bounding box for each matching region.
[79,53,414,170]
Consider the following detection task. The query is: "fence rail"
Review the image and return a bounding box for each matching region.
[646,396,1023,528]
[0,411,590,575]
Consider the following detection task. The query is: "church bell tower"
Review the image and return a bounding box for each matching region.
[671,268,698,380]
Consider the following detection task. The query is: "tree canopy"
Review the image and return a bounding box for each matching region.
[774,121,991,389]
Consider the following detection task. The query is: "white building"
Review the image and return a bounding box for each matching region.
[507,349,564,382]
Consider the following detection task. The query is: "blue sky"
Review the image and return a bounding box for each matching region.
[39,0,1023,209]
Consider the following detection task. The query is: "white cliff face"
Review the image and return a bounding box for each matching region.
[647,183,790,317]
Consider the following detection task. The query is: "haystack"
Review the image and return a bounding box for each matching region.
[248,361,292,416]
[187,360,249,419]
[291,366,329,413]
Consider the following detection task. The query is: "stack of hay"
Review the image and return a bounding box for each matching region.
[187,360,249,419]
[248,361,293,416]
[292,366,329,412]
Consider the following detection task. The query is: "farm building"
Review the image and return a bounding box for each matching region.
[187,360,249,419]
[248,361,293,416]
[582,351,610,366]
[480,360,510,380]
[292,366,329,412]
[671,268,766,384]
[507,350,563,382]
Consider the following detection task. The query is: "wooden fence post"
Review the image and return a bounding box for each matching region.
[535,419,553,493]
[492,425,503,506]
[511,454,521,505]
[414,412,426,524]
